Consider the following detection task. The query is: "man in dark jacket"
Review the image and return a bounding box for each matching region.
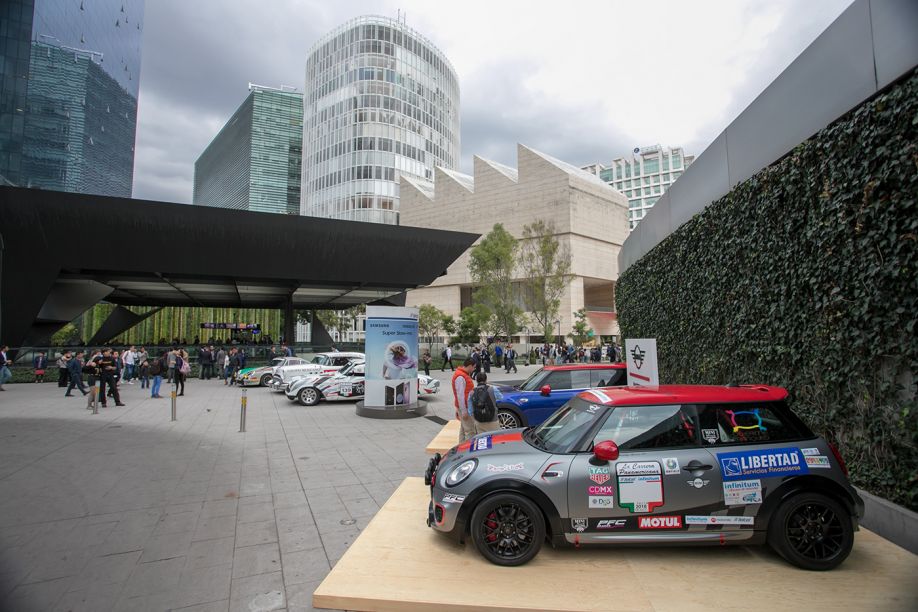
[97,349,125,407]
[198,346,213,380]
[65,351,88,396]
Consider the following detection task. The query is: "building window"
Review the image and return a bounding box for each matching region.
[643,157,659,174]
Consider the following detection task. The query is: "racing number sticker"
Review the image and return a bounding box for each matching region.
[616,461,663,513]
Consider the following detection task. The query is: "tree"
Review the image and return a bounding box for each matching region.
[520,219,572,343]
[316,305,365,342]
[441,314,457,339]
[571,308,593,347]
[468,223,524,340]
[418,304,446,349]
[450,306,488,346]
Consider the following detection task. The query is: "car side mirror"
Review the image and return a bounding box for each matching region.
[593,440,619,462]
[540,385,551,396]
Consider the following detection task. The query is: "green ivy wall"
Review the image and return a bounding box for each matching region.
[616,71,918,510]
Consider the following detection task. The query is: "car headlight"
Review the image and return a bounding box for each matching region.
[445,459,477,487]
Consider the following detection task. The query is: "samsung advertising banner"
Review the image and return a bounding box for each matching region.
[364,306,419,410]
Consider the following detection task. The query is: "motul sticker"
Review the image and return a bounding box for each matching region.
[589,466,611,484]
[638,516,682,529]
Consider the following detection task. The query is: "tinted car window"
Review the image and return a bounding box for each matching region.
[332,357,351,366]
[590,368,625,387]
[697,401,807,446]
[544,370,573,389]
[570,370,591,389]
[517,369,548,391]
[593,405,698,450]
[529,398,605,453]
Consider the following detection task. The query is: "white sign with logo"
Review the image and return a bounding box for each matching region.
[625,338,659,386]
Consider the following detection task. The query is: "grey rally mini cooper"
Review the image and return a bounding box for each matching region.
[425,385,864,570]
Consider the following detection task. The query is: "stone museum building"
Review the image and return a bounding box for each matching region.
[300,15,461,224]
[399,144,630,341]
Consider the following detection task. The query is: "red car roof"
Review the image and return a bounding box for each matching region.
[578,384,788,406]
[543,363,626,371]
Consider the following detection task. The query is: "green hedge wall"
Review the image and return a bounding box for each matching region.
[616,70,918,510]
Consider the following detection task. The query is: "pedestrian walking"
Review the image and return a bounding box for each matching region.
[451,358,477,443]
[215,347,226,380]
[139,359,150,389]
[83,355,101,409]
[493,344,503,368]
[470,372,501,435]
[0,345,12,391]
[149,356,164,398]
[166,348,177,383]
[422,351,431,376]
[174,348,188,396]
[33,351,48,382]
[504,344,518,373]
[64,351,88,396]
[122,345,136,383]
[96,349,124,407]
[441,345,454,371]
[56,351,71,387]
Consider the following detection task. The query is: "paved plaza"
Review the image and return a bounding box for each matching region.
[0,363,536,612]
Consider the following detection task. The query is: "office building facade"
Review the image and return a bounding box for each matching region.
[583,145,694,229]
[194,86,303,214]
[0,0,144,196]
[301,15,460,224]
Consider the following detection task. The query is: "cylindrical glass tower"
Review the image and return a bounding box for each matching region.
[302,15,460,224]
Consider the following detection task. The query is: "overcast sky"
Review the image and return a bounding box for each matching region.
[132,0,853,204]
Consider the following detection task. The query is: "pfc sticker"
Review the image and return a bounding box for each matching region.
[685,515,754,526]
[805,456,831,469]
[596,519,627,529]
[662,457,680,475]
[718,447,808,480]
[723,479,762,505]
[617,461,663,513]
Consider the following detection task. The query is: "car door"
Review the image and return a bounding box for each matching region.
[568,404,725,543]
[526,370,591,425]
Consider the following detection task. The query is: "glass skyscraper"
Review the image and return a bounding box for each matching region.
[302,15,460,224]
[193,85,303,215]
[0,0,143,196]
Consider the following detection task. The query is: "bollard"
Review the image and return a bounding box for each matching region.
[239,387,247,432]
[171,381,177,421]
[92,383,99,415]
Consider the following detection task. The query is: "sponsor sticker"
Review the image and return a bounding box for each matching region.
[589,496,615,508]
[685,515,754,526]
[486,462,524,472]
[588,485,614,495]
[617,461,663,513]
[341,384,352,396]
[718,447,808,480]
[589,466,611,484]
[638,515,682,529]
[596,519,627,529]
[470,436,493,452]
[801,447,820,456]
[805,456,831,469]
[571,518,587,533]
[441,493,465,504]
[662,457,681,475]
[686,478,710,489]
[723,479,763,505]
[702,429,719,444]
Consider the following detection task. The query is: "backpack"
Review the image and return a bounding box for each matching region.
[441,349,448,360]
[179,357,191,375]
[471,385,496,422]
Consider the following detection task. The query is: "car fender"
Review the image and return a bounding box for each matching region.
[455,478,563,547]
[756,475,863,531]
[496,403,528,427]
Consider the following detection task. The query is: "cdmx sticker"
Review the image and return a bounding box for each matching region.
[718,447,808,481]
[589,466,611,484]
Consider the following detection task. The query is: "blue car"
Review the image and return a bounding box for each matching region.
[492,363,627,428]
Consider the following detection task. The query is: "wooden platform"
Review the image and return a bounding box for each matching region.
[313,477,918,612]
[425,419,459,455]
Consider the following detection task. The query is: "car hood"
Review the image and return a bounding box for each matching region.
[440,429,548,484]
[239,366,264,376]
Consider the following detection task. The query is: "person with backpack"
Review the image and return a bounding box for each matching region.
[470,372,501,434]
[441,345,453,371]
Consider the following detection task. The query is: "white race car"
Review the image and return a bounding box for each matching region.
[236,356,307,387]
[286,360,440,406]
[269,352,364,392]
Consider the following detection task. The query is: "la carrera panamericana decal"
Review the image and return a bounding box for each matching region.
[616,461,663,513]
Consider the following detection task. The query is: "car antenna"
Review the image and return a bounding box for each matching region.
[725,381,740,387]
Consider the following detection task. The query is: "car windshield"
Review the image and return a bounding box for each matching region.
[310,355,330,365]
[526,397,605,453]
[517,368,548,391]
[339,361,363,376]
[271,358,284,366]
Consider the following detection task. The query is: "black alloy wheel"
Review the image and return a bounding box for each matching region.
[768,492,854,571]
[470,493,545,566]
[259,373,272,386]
[497,408,521,429]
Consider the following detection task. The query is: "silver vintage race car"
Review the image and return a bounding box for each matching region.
[236,356,307,387]
[425,384,863,571]
[269,351,364,392]
[286,360,440,406]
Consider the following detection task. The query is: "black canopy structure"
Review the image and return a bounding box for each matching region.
[0,186,477,349]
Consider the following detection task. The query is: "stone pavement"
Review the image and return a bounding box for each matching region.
[0,361,539,612]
